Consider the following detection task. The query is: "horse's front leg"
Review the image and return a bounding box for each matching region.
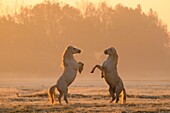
[90,65,103,73]
[78,62,84,73]
[91,65,104,78]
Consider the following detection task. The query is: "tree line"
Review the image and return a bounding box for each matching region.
[0,1,170,77]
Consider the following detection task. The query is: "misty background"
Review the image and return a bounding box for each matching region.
[0,1,170,80]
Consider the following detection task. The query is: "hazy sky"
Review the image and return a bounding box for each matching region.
[0,0,170,31]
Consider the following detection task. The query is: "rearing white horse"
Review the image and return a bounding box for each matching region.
[91,47,126,104]
[48,46,84,105]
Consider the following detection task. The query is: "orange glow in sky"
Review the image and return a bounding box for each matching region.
[0,0,170,31]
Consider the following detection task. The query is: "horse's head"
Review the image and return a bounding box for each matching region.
[104,47,118,57]
[67,46,81,54]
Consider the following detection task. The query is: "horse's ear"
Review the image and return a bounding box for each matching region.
[67,46,74,50]
[67,46,71,50]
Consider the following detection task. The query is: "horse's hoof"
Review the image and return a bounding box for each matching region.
[110,100,113,103]
[16,93,19,97]
[91,71,94,73]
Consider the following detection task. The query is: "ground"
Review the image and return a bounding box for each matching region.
[0,85,170,113]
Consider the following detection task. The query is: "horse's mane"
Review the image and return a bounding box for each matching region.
[114,53,118,67]
[61,48,68,69]
[113,50,119,74]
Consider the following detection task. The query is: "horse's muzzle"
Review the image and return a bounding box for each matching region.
[104,50,107,54]
[78,50,81,53]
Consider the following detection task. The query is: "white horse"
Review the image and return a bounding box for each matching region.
[91,47,126,104]
[48,46,84,105]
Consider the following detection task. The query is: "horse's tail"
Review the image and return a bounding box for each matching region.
[122,88,126,104]
[48,85,57,104]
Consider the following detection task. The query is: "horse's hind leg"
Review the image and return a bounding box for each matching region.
[115,87,122,103]
[109,86,116,103]
[115,93,120,103]
[58,92,63,105]
[63,88,68,104]
[57,85,63,105]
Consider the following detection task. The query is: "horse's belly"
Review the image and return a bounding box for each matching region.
[63,70,77,86]
[65,76,76,86]
[104,74,117,87]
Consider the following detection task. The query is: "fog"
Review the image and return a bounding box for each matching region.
[0,1,170,80]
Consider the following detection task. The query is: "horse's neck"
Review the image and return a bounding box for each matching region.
[64,51,75,61]
[106,55,118,67]
[106,55,115,62]
[63,51,77,70]
[104,55,119,76]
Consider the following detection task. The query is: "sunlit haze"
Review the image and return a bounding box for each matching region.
[0,1,170,112]
[1,0,170,31]
[0,0,170,80]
